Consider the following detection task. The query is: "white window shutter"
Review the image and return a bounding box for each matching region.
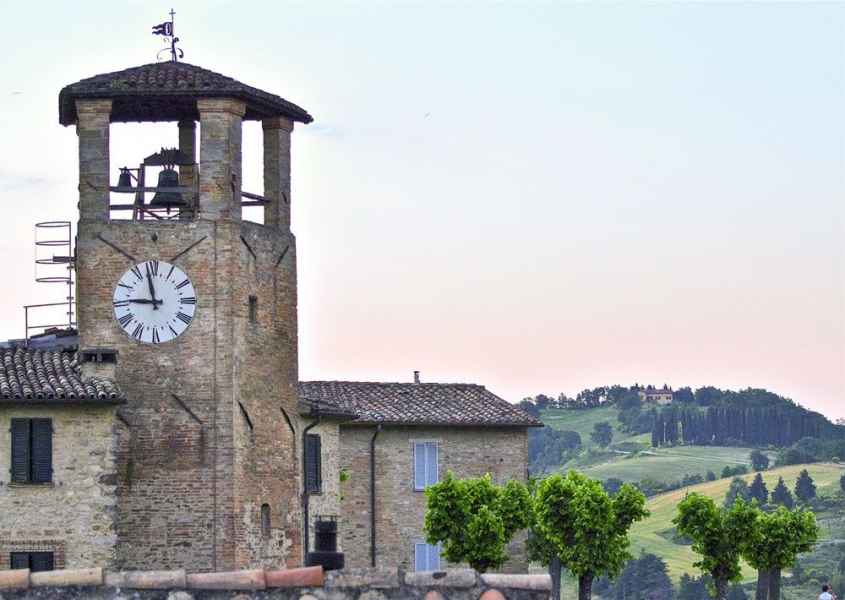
[414,443,426,490]
[426,442,439,486]
[428,543,441,570]
[414,543,427,571]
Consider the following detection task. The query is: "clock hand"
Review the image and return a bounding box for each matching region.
[146,267,159,310]
[129,298,163,305]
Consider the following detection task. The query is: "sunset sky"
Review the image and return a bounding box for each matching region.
[0,2,842,418]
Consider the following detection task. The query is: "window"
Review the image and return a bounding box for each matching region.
[260,503,271,539]
[413,441,438,491]
[304,434,322,493]
[248,295,258,323]
[10,552,54,572]
[10,418,53,484]
[414,542,441,571]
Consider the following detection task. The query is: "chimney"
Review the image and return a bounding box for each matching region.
[413,370,420,384]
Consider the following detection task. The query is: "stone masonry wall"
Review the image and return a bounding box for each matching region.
[338,426,530,572]
[0,405,118,569]
[303,420,342,553]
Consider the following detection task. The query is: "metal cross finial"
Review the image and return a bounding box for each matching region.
[152,8,184,62]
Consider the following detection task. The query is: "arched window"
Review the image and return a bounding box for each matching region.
[260,503,271,539]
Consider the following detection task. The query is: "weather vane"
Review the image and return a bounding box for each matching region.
[152,9,184,62]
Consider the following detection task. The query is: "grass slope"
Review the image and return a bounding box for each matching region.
[628,463,844,581]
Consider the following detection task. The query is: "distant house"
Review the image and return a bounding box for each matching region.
[299,378,542,572]
[638,386,673,405]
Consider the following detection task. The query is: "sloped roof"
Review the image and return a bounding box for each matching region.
[298,381,542,427]
[59,61,313,125]
[0,348,123,404]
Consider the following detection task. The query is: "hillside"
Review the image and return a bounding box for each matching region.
[627,462,844,581]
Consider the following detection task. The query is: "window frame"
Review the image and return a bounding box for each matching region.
[304,433,322,494]
[413,541,441,572]
[10,551,54,572]
[413,440,438,491]
[10,418,53,485]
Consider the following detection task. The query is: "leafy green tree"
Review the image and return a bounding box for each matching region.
[592,421,614,448]
[794,469,816,504]
[750,450,770,472]
[674,494,758,600]
[533,470,648,600]
[770,477,794,509]
[424,472,530,572]
[748,473,768,505]
[725,477,750,507]
[678,574,713,600]
[742,506,818,600]
[707,471,718,482]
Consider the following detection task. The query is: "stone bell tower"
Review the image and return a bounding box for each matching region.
[59,61,312,571]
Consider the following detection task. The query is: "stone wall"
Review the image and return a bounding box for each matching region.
[304,421,342,552]
[0,405,118,569]
[0,567,551,600]
[338,426,530,572]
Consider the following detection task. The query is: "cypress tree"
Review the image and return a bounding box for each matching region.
[770,477,794,509]
[748,473,768,505]
[794,469,817,504]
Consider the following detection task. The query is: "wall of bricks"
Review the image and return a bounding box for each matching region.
[304,420,342,552]
[0,406,118,569]
[337,426,530,572]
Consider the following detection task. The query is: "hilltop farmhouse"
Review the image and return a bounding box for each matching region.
[0,60,539,574]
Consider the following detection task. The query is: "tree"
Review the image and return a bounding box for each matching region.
[707,471,718,482]
[424,472,530,572]
[840,472,845,495]
[750,450,770,472]
[727,585,749,600]
[725,477,750,507]
[533,470,648,600]
[742,506,819,600]
[770,478,794,509]
[592,421,614,448]
[674,494,758,600]
[794,469,817,504]
[678,574,713,600]
[605,553,674,600]
[748,473,769,505]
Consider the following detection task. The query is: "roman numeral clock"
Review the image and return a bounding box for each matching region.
[112,259,197,344]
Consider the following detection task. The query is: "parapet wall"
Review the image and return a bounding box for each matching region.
[0,566,551,600]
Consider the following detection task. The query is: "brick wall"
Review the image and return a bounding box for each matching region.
[338,425,530,572]
[0,406,118,569]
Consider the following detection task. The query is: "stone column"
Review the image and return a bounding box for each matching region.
[198,98,246,220]
[76,99,112,221]
[178,120,197,218]
[262,117,294,230]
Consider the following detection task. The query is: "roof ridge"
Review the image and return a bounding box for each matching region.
[300,380,485,388]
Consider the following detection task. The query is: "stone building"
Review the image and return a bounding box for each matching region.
[0,58,539,574]
[299,379,541,572]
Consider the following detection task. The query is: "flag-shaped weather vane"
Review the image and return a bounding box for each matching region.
[152,9,184,62]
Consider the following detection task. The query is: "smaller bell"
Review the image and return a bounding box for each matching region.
[149,167,185,208]
[117,168,133,189]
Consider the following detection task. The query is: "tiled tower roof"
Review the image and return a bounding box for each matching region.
[59,61,313,125]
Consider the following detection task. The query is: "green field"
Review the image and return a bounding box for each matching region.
[628,463,845,581]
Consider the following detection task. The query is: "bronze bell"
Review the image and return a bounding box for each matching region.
[117,168,133,189]
[149,167,185,208]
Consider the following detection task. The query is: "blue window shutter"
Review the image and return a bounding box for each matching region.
[31,419,53,484]
[414,543,427,571]
[426,442,438,486]
[29,552,54,572]
[428,543,441,570]
[10,419,31,483]
[305,434,322,493]
[10,552,29,570]
[413,443,426,490]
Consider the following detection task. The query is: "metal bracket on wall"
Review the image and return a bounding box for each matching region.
[275,245,290,269]
[170,393,204,426]
[240,236,256,261]
[170,236,207,263]
[115,411,131,429]
[96,234,137,263]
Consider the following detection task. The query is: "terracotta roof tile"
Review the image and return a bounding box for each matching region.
[59,61,313,125]
[0,348,123,404]
[299,381,542,427]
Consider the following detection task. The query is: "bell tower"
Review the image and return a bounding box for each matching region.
[60,61,312,571]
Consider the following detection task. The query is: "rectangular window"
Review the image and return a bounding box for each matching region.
[10,552,54,572]
[414,542,441,571]
[248,296,258,323]
[10,418,53,484]
[413,441,438,491]
[305,434,322,493]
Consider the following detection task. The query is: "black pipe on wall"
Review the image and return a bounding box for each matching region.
[369,424,382,567]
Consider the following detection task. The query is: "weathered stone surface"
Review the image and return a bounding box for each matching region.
[167,592,194,600]
[324,568,398,589]
[30,568,103,587]
[105,570,187,589]
[265,567,323,588]
[480,574,551,591]
[0,570,28,590]
[405,569,477,588]
[186,569,265,590]
[0,407,118,570]
[423,592,445,600]
[339,426,530,572]
[479,590,506,600]
[262,117,294,230]
[76,99,112,222]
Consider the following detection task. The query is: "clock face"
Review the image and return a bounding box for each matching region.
[112,260,197,344]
